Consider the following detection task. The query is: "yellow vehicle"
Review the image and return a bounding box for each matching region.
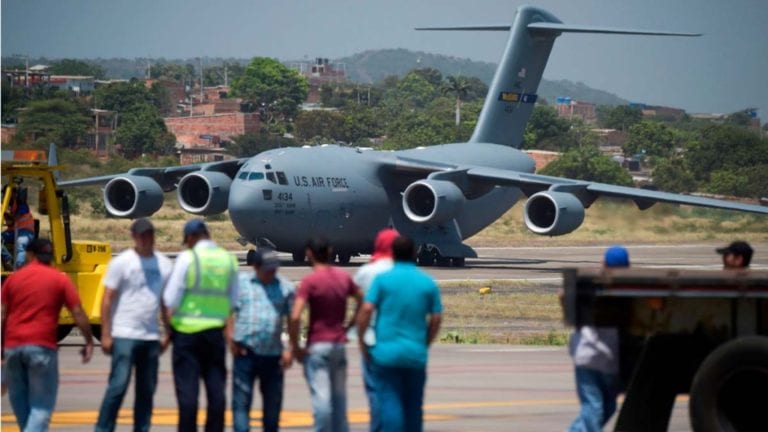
[1,147,110,341]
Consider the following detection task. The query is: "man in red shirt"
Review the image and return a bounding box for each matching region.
[1,238,94,431]
[289,237,362,432]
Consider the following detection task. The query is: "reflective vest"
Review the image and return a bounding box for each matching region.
[12,203,34,232]
[171,244,237,334]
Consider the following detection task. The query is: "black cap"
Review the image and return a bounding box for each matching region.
[130,218,155,235]
[26,238,54,264]
[182,219,209,244]
[716,241,753,257]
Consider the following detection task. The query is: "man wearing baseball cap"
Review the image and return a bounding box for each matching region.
[95,218,173,432]
[163,219,239,432]
[716,240,753,269]
[2,238,94,431]
[228,249,295,432]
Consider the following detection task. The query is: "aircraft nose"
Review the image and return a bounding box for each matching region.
[228,179,270,242]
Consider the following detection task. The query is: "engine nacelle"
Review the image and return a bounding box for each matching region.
[524,191,585,236]
[402,180,465,225]
[103,175,164,218]
[177,171,232,215]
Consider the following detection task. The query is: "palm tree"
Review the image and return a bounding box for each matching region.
[442,75,471,126]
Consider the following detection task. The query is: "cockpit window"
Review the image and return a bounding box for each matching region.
[266,172,277,183]
[276,171,288,185]
[238,171,248,180]
[248,172,265,181]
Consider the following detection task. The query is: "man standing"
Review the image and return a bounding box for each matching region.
[163,219,239,432]
[2,238,94,431]
[289,237,362,432]
[95,218,173,432]
[352,228,398,432]
[228,249,295,432]
[567,245,626,432]
[2,190,36,269]
[356,236,443,432]
[717,240,753,269]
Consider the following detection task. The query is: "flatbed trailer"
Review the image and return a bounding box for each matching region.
[562,267,768,432]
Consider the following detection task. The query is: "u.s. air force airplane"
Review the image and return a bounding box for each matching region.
[62,6,767,266]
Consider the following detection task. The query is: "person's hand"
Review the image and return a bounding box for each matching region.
[358,342,370,362]
[280,350,293,370]
[160,334,171,354]
[81,342,93,364]
[229,340,247,357]
[100,334,113,356]
[292,347,307,364]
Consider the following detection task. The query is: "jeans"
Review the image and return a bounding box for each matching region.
[303,342,348,432]
[370,363,426,432]
[568,367,620,432]
[232,349,284,432]
[2,229,34,268]
[172,328,227,432]
[361,358,380,432]
[5,345,58,432]
[95,338,160,432]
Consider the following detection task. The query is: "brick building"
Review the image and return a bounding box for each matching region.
[164,112,260,164]
[525,150,561,172]
[292,58,346,104]
[555,97,597,124]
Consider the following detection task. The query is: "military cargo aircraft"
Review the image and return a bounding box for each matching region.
[61,6,768,266]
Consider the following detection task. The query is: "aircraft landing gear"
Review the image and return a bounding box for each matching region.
[335,253,352,265]
[417,245,466,267]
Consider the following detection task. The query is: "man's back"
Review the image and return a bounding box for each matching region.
[2,262,79,350]
[299,266,356,345]
[367,262,442,369]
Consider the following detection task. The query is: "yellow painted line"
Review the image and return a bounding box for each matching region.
[2,409,454,428]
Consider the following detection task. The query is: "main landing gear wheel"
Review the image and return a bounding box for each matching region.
[417,247,436,266]
[336,253,352,265]
[246,249,257,265]
[292,251,305,264]
[451,257,466,267]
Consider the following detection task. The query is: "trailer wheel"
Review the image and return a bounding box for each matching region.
[689,336,768,432]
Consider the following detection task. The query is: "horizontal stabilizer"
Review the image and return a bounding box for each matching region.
[415,25,510,31]
[527,22,701,37]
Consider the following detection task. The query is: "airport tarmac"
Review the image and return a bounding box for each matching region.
[2,243,766,431]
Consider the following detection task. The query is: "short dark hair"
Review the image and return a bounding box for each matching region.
[392,236,416,262]
[306,236,332,263]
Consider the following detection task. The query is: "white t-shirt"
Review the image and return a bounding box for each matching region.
[351,258,393,346]
[569,326,619,374]
[103,249,172,340]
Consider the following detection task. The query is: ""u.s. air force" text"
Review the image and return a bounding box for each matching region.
[293,176,349,189]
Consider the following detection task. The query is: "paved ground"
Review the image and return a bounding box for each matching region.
[3,243,766,431]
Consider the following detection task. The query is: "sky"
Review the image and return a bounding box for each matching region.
[3,0,767,120]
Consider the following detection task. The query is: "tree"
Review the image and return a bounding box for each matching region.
[652,157,697,193]
[540,145,633,186]
[523,105,575,150]
[230,57,308,126]
[625,121,678,158]
[392,71,437,108]
[149,63,195,82]
[203,62,244,87]
[15,98,91,148]
[114,103,175,158]
[295,110,345,142]
[597,105,643,131]
[442,75,471,126]
[49,59,106,79]
[685,124,768,182]
[707,165,768,199]
[94,81,160,113]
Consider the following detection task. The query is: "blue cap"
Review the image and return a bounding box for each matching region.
[182,219,209,243]
[604,245,630,268]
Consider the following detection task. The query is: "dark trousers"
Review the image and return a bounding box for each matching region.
[370,363,426,432]
[232,349,284,432]
[172,328,227,432]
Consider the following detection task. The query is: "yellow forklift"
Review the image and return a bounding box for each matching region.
[1,146,110,340]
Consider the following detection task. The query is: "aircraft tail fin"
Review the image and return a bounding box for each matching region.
[418,6,699,148]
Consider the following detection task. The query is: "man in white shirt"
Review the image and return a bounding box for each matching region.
[352,228,398,432]
[95,218,172,432]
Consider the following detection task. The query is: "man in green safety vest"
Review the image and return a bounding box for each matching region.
[162,219,239,432]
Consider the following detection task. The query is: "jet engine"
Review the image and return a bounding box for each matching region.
[177,171,232,215]
[402,180,465,225]
[523,191,585,236]
[103,175,164,218]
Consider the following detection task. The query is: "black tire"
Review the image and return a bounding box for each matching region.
[246,249,258,265]
[292,251,305,263]
[337,253,351,265]
[57,325,74,342]
[451,257,466,267]
[435,256,451,267]
[689,336,768,432]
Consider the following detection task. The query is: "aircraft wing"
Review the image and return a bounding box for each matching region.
[58,158,248,191]
[461,167,768,215]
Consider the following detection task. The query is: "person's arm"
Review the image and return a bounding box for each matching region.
[288,295,307,362]
[426,313,442,346]
[356,302,375,359]
[344,283,363,331]
[99,288,118,355]
[161,252,190,336]
[70,305,94,363]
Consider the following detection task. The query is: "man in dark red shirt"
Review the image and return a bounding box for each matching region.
[289,237,362,432]
[1,238,94,431]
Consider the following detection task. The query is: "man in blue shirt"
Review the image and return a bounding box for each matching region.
[227,249,295,432]
[357,236,443,432]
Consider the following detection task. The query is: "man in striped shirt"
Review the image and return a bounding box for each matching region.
[227,249,295,432]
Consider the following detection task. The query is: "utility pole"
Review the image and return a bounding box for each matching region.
[199,57,204,102]
[224,63,228,87]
